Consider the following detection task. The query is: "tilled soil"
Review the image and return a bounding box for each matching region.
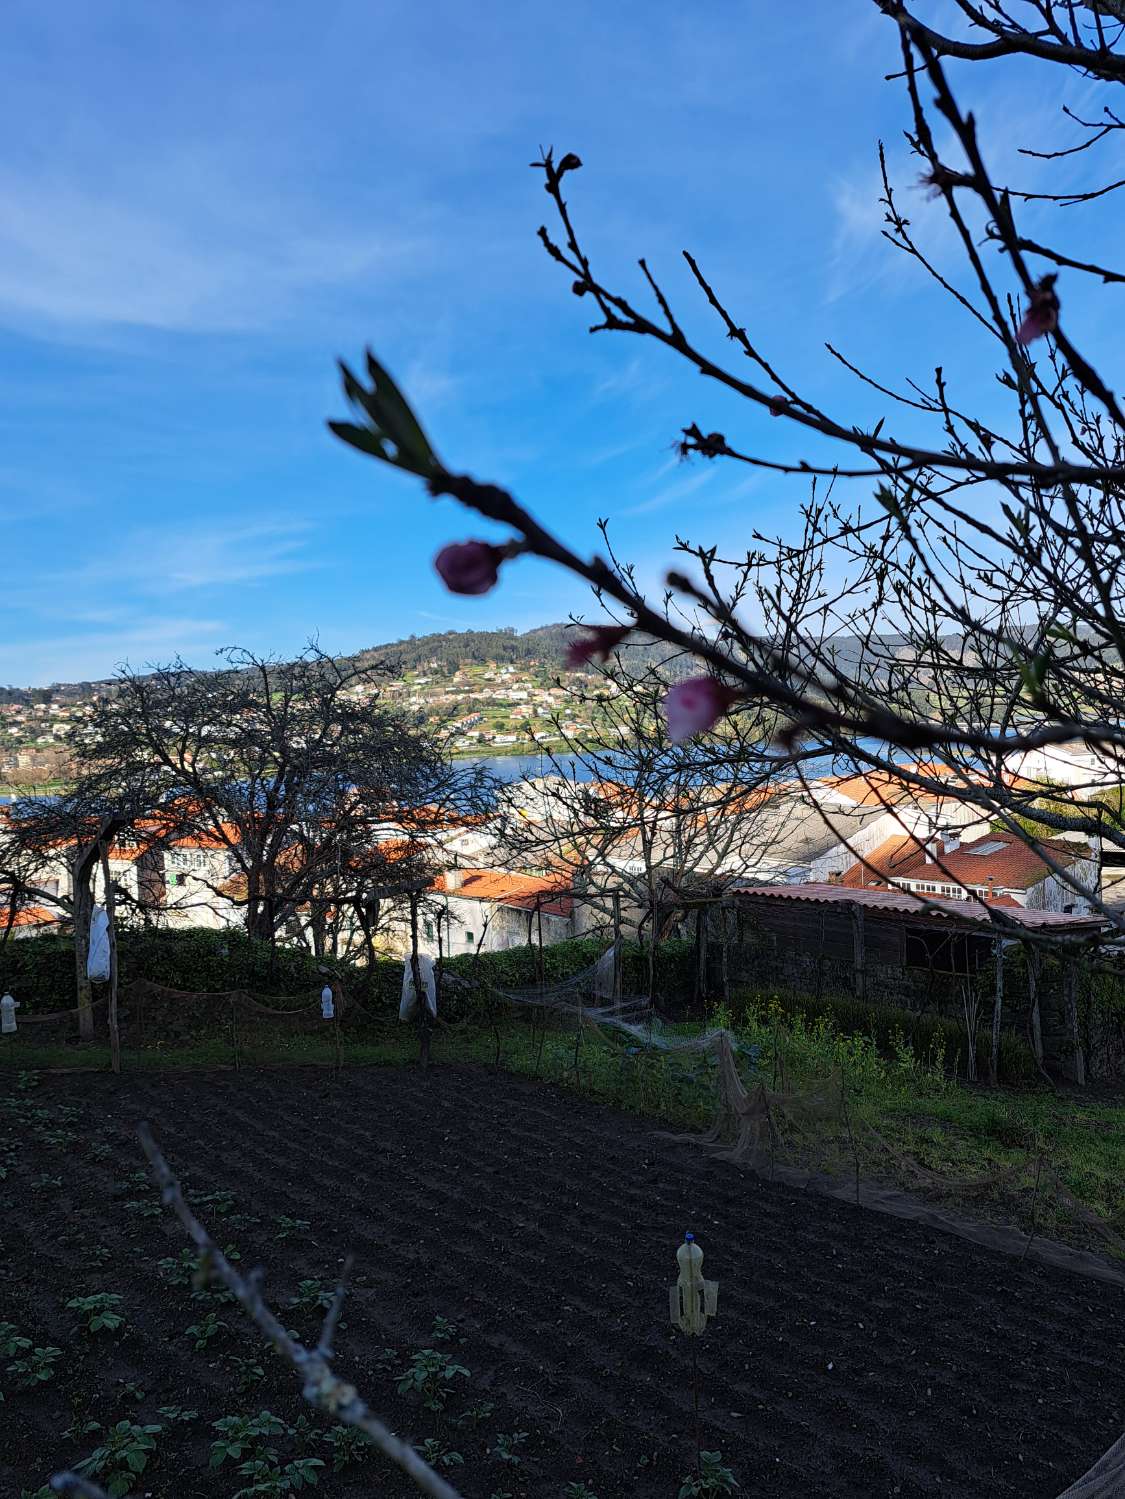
[2,1063,1123,1498]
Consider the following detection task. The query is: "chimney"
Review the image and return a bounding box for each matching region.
[445,869,464,892]
[933,838,945,860]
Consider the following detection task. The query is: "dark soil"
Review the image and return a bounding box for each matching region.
[2,1063,1124,1498]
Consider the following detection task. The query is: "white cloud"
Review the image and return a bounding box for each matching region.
[0,161,426,334]
[0,615,229,687]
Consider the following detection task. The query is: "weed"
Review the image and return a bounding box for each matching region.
[290,1278,335,1312]
[74,1420,163,1497]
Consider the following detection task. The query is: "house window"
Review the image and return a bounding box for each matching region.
[423,920,434,940]
[465,931,475,945]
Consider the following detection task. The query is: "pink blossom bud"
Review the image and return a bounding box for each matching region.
[434,540,507,596]
[768,396,789,418]
[1016,275,1059,347]
[661,676,742,743]
[565,625,632,669]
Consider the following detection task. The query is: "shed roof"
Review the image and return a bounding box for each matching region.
[733,882,1108,933]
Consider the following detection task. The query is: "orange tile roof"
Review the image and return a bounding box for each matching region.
[1,905,59,930]
[896,831,1088,892]
[839,834,927,887]
[432,869,573,916]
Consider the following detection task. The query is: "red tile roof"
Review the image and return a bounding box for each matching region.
[893,831,1088,892]
[1,905,59,931]
[734,883,1106,932]
[839,834,927,887]
[432,869,573,917]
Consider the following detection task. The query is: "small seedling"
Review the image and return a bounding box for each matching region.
[115,1378,146,1405]
[416,1438,465,1469]
[195,1189,236,1216]
[85,1244,113,1267]
[123,1197,162,1220]
[68,1293,126,1336]
[32,1173,62,1191]
[15,1070,40,1091]
[210,1411,288,1466]
[490,1431,529,1466]
[230,1356,267,1394]
[290,1278,334,1312]
[230,1456,325,1496]
[455,1399,496,1428]
[678,1451,740,1497]
[156,1405,199,1425]
[321,1424,372,1471]
[64,1417,104,1441]
[74,1420,163,1497]
[431,1315,456,1342]
[6,1345,63,1389]
[158,1249,200,1286]
[565,1485,601,1499]
[185,1310,231,1350]
[0,1323,24,1358]
[90,1142,113,1161]
[396,1349,471,1412]
[273,1215,311,1241]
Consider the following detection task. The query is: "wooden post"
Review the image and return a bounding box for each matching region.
[851,903,866,1001]
[989,934,1003,1087]
[408,891,431,1069]
[99,841,121,1075]
[720,901,730,1010]
[1026,943,1044,1069]
[1063,953,1086,1086]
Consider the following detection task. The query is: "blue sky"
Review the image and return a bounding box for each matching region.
[0,1,1115,685]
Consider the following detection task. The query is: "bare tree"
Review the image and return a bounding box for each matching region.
[328,1,1125,942]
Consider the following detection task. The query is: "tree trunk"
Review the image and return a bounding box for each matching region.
[1063,956,1086,1086]
[73,863,94,1041]
[100,843,121,1075]
[989,935,1004,1087]
[1026,943,1044,1069]
[409,892,431,1068]
[851,904,866,1001]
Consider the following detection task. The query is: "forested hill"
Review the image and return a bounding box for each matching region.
[348,624,574,673]
[0,625,576,703]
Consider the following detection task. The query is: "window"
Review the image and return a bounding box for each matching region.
[423,920,434,940]
[465,931,475,945]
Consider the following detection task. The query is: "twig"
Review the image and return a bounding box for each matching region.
[132,1122,466,1499]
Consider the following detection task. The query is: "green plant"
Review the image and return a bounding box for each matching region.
[416,1438,465,1469]
[122,1197,162,1220]
[6,1344,62,1389]
[455,1399,496,1428]
[185,1309,231,1349]
[15,1070,40,1090]
[64,1417,104,1441]
[32,1173,62,1190]
[678,1451,739,1497]
[85,1244,112,1267]
[273,1215,311,1241]
[321,1424,372,1471]
[396,1349,471,1411]
[230,1356,267,1393]
[210,1411,288,1466]
[231,1456,325,1496]
[564,1485,601,1499]
[0,1323,24,1357]
[74,1420,163,1497]
[490,1431,529,1466]
[158,1248,201,1286]
[431,1315,456,1342]
[68,1293,126,1335]
[156,1404,199,1425]
[115,1378,146,1404]
[290,1278,334,1312]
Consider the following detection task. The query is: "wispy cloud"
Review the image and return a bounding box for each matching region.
[619,466,717,518]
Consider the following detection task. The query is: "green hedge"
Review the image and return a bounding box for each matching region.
[735,986,1039,1084]
[0,929,696,1023]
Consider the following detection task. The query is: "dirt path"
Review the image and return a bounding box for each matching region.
[3,1064,1123,1497]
